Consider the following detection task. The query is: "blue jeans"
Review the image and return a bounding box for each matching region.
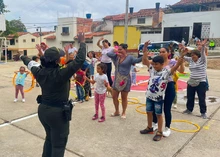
[206,76,209,90]
[153,82,176,128]
[76,85,84,101]
[146,98,163,115]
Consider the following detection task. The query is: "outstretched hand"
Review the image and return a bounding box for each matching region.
[36,44,41,51]
[77,32,85,43]
[64,44,69,52]
[201,39,207,46]
[144,40,150,47]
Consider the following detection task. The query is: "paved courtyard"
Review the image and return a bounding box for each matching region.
[0,61,220,157]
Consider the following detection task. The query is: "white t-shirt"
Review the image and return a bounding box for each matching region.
[101,47,114,63]
[68,47,77,54]
[146,65,171,102]
[94,73,108,94]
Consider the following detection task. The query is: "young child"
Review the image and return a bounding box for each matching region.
[14,66,30,103]
[131,63,139,86]
[32,56,40,87]
[88,51,98,81]
[86,63,108,122]
[75,68,86,103]
[140,55,183,141]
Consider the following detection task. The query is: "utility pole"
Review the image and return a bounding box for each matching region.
[37,27,42,43]
[124,0,129,44]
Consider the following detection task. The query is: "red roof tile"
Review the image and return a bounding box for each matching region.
[7,32,29,38]
[75,31,111,39]
[44,35,56,40]
[103,8,163,21]
[173,0,220,6]
[32,31,55,37]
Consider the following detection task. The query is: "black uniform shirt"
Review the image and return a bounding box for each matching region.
[21,43,86,104]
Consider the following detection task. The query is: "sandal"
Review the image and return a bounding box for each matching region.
[140,127,154,134]
[110,113,120,117]
[121,115,126,119]
[153,131,163,141]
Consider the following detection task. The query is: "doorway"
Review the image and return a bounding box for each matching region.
[192,23,202,39]
[163,27,190,43]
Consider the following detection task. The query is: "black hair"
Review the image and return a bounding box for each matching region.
[114,41,119,46]
[119,43,128,50]
[97,63,107,74]
[102,39,111,46]
[152,56,164,64]
[162,47,170,53]
[191,50,201,58]
[40,56,59,68]
[32,56,39,61]
[87,51,95,58]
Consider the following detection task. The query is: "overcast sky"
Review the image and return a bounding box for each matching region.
[4,0,179,32]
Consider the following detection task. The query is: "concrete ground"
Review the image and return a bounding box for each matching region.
[0,61,220,157]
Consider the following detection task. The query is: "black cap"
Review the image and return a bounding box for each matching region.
[44,47,60,62]
[32,56,39,61]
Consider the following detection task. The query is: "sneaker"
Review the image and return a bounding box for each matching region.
[98,116,105,122]
[152,122,158,131]
[140,127,154,134]
[173,104,177,109]
[201,113,207,119]
[92,114,98,120]
[182,109,192,114]
[163,127,171,137]
[153,131,163,141]
[14,99,18,103]
[22,99,25,103]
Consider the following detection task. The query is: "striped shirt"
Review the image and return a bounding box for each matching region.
[184,47,207,82]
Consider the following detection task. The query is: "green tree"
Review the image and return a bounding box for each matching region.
[0,0,9,14]
[1,20,27,37]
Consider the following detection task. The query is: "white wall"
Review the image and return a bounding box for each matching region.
[56,17,76,42]
[103,20,114,32]
[130,17,153,26]
[162,10,220,39]
[141,34,162,43]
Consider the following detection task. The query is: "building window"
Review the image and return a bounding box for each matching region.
[61,27,69,35]
[23,39,26,43]
[137,18,146,24]
[217,4,220,8]
[10,39,15,45]
[141,31,161,34]
[16,39,18,43]
[31,39,35,42]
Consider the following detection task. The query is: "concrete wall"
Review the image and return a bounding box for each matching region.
[113,26,141,49]
[141,34,162,43]
[130,17,153,26]
[162,10,220,39]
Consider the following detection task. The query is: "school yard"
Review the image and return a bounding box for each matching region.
[0,60,220,157]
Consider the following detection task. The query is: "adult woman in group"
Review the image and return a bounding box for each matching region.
[19,33,86,157]
[182,39,208,119]
[107,44,142,119]
[142,41,185,137]
[97,38,114,86]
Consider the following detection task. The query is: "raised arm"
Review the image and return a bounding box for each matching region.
[142,40,151,67]
[200,39,207,62]
[171,57,184,74]
[97,37,104,49]
[36,44,44,57]
[106,48,117,61]
[60,42,86,81]
[131,56,142,64]
[64,44,69,62]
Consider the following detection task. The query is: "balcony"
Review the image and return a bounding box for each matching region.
[61,32,70,36]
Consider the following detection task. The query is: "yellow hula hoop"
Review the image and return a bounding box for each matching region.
[69,79,86,99]
[118,97,140,105]
[135,104,147,115]
[12,72,35,93]
[170,120,201,133]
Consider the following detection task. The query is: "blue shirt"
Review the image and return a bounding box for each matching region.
[16,72,27,86]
